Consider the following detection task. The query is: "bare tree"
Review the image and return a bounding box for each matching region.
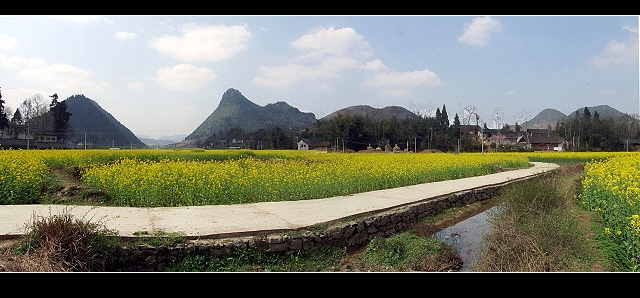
[409,101,436,118]
[515,109,531,130]
[19,93,51,133]
[461,105,478,125]
[492,107,504,129]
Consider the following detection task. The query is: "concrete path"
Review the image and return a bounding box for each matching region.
[0,162,559,240]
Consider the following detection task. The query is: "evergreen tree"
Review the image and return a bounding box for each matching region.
[440,105,450,134]
[48,93,72,142]
[450,113,461,152]
[11,108,23,127]
[451,113,461,138]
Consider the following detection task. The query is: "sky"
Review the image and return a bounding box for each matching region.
[1,15,638,139]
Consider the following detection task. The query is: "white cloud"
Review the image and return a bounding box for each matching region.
[458,16,502,46]
[591,34,639,67]
[127,81,145,91]
[253,64,320,88]
[150,24,252,62]
[0,54,46,69]
[362,69,443,88]
[18,63,109,93]
[254,26,375,88]
[507,90,516,96]
[152,64,216,91]
[379,88,411,97]
[361,59,388,71]
[0,33,17,51]
[623,25,639,34]
[253,25,442,98]
[291,26,372,61]
[115,31,137,40]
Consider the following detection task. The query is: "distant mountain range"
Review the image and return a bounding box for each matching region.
[520,105,637,129]
[136,134,187,147]
[59,90,637,148]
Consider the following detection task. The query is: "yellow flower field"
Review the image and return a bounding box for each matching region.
[580,153,640,271]
[2,148,639,270]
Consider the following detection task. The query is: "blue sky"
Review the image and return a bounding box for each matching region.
[1,15,638,139]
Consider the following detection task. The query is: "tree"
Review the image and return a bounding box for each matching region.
[0,87,9,138]
[48,93,72,142]
[462,105,478,125]
[11,109,23,127]
[19,93,49,133]
[440,104,450,134]
[450,113,461,152]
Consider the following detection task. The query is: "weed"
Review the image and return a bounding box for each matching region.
[472,170,601,272]
[131,231,187,247]
[363,230,462,271]
[166,245,347,272]
[9,207,119,272]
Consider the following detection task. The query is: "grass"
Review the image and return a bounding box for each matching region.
[1,207,119,272]
[0,207,190,272]
[165,246,349,272]
[471,163,612,272]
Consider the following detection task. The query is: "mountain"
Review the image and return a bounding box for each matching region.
[320,105,419,121]
[521,105,637,129]
[520,108,567,129]
[185,88,317,140]
[136,134,187,147]
[64,94,146,148]
[566,105,632,121]
[158,134,187,142]
[136,135,180,147]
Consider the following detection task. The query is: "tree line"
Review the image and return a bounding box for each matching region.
[0,88,72,142]
[195,104,639,153]
[193,105,481,152]
[553,107,639,151]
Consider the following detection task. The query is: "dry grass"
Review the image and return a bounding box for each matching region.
[471,163,606,272]
[0,208,118,272]
[0,239,71,272]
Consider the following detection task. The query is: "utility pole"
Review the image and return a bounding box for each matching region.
[84,133,87,150]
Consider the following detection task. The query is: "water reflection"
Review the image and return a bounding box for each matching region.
[433,205,498,272]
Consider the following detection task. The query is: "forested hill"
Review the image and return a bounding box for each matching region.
[320,105,419,121]
[185,88,317,141]
[64,94,145,148]
[521,105,637,129]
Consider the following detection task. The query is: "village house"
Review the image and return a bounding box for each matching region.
[483,128,525,148]
[460,125,482,139]
[297,139,331,152]
[627,139,640,151]
[523,128,568,151]
[459,125,570,151]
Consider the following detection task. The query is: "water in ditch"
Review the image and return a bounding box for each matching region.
[433,205,499,272]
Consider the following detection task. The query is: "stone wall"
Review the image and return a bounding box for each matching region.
[107,175,535,272]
